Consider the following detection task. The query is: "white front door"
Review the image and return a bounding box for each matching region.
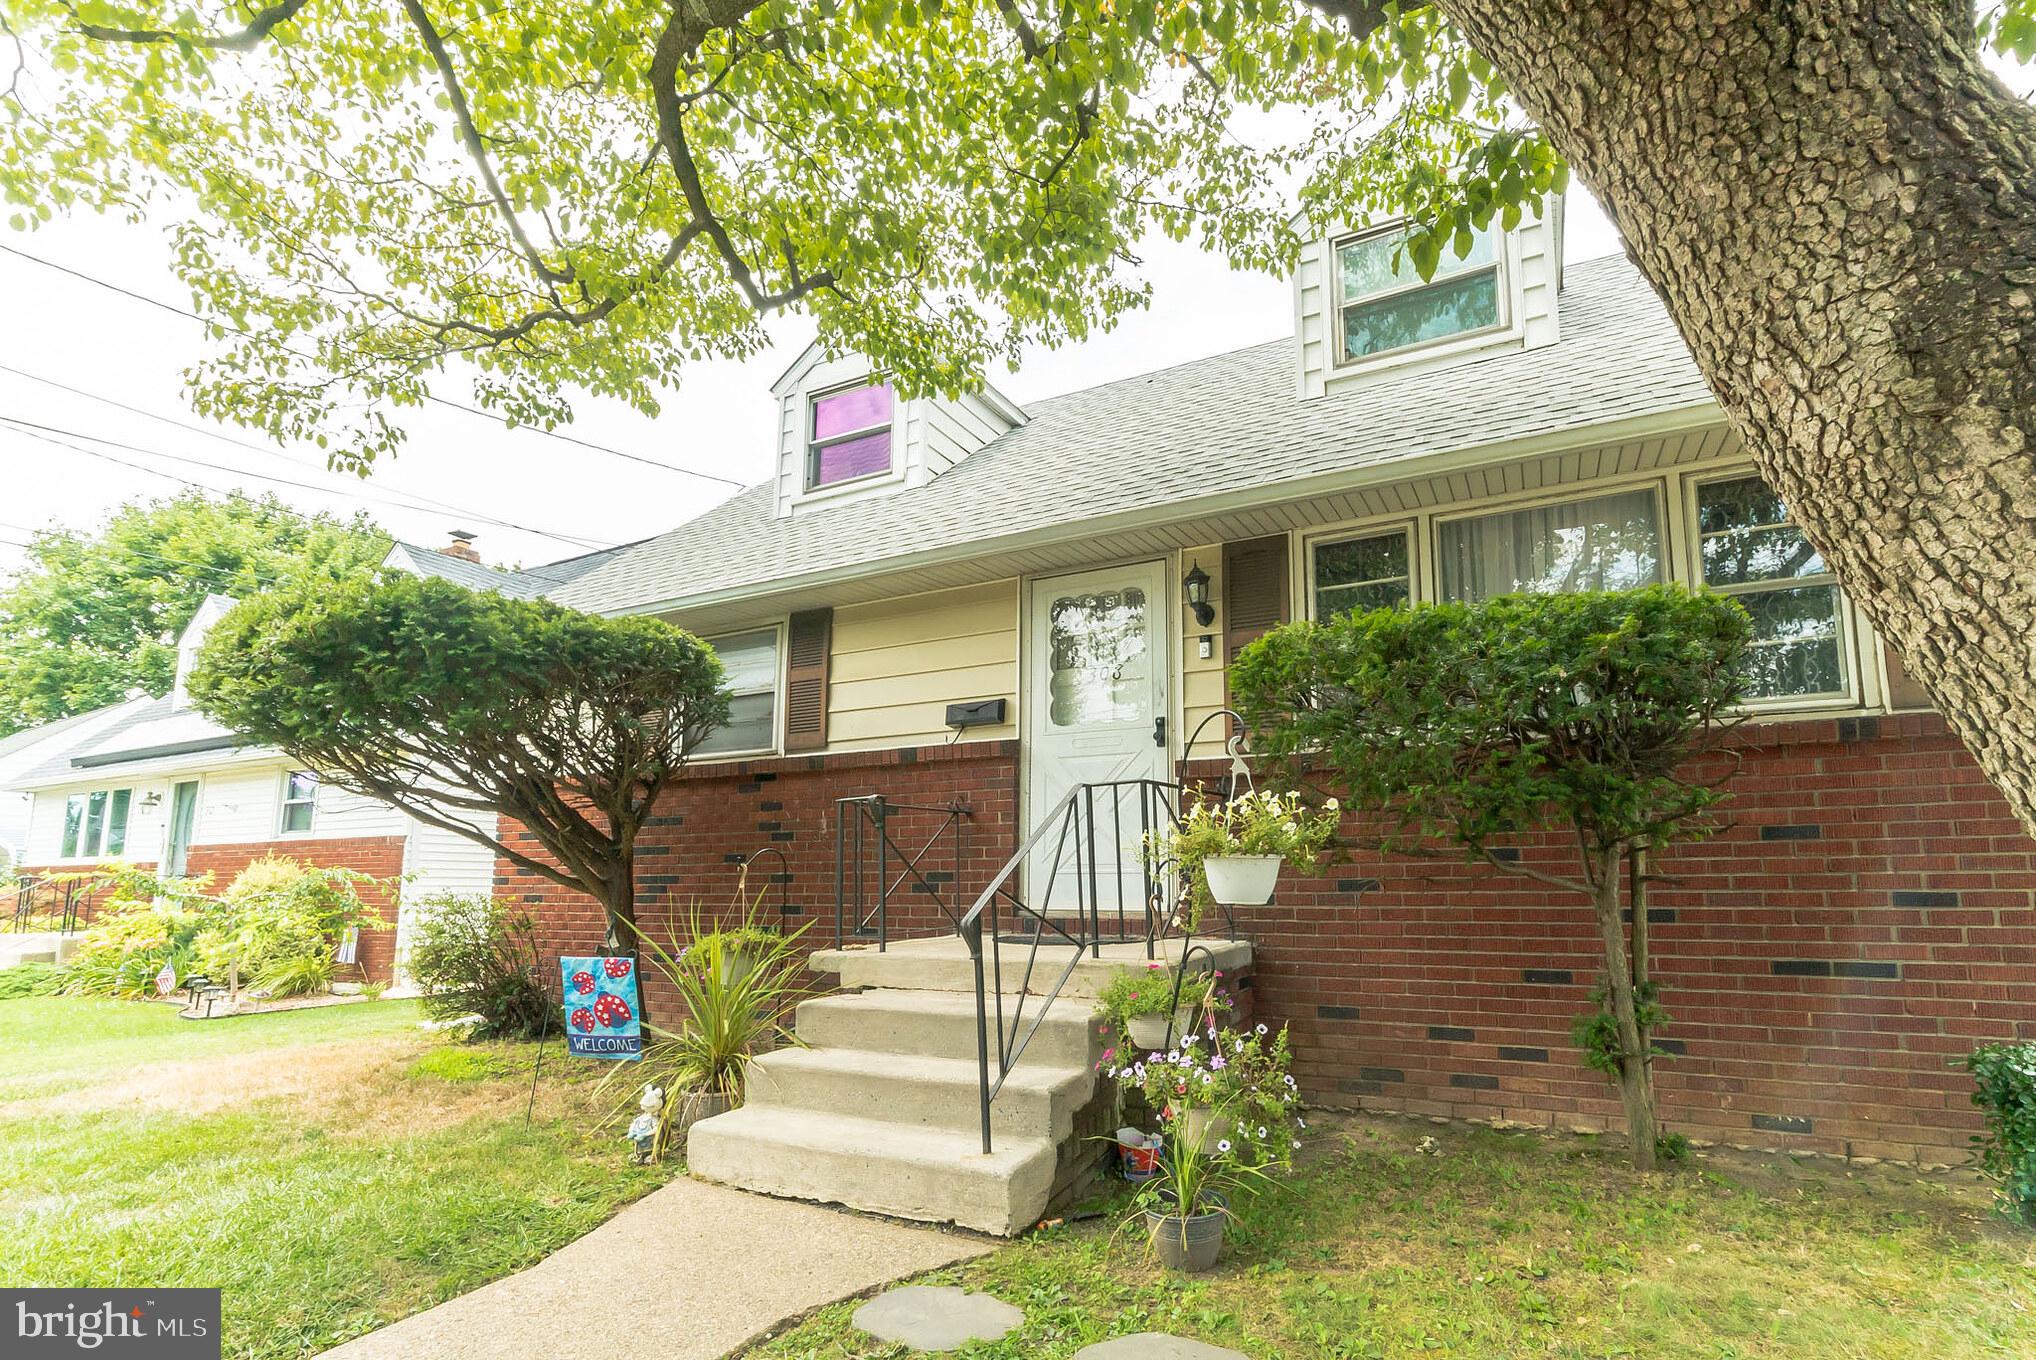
[1025,561,1171,917]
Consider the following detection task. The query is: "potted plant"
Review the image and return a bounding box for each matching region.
[1097,961,1226,1052]
[612,904,810,1158]
[1148,788,1339,917]
[1110,1021,1301,1271]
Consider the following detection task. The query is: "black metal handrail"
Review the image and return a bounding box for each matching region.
[8,874,105,935]
[832,795,971,949]
[958,778,1240,1153]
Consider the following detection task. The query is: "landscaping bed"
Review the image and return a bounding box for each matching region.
[741,1111,2034,1359]
[0,994,669,1359]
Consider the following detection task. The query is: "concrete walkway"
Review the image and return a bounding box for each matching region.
[319,1177,993,1360]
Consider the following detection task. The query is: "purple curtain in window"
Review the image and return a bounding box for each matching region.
[811,382,894,486]
[815,430,892,485]
[813,383,892,439]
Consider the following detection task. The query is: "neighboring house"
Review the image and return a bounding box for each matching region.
[0,572,504,980]
[466,194,2033,1193]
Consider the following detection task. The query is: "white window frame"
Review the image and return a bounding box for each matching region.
[1303,520,1418,622]
[58,786,134,861]
[1683,468,1862,712]
[1330,220,1514,371]
[804,378,896,494]
[693,622,787,761]
[278,769,320,836]
[1431,479,1675,604]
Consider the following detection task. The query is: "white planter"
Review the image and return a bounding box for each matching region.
[1202,854,1282,906]
[1181,1104,1218,1146]
[1127,1012,1177,1051]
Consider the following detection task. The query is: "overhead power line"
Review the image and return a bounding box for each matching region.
[0,415,615,549]
[0,241,749,488]
[0,360,612,549]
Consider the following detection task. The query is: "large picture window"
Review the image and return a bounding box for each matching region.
[1695,474,1848,700]
[697,628,782,756]
[60,787,132,859]
[1439,488,1664,602]
[1311,527,1412,620]
[807,381,894,490]
[1337,223,1502,364]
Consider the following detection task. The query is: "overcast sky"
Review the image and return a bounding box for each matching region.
[0,198,1632,579]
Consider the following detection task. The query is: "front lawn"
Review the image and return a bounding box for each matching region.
[744,1114,2035,1359]
[0,995,665,1358]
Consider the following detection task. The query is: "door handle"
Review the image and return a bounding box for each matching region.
[1152,715,1167,748]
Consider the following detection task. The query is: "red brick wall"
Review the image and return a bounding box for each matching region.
[1196,711,2036,1163]
[182,837,408,983]
[496,740,1020,1018]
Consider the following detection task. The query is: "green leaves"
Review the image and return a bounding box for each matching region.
[1231,586,1753,881]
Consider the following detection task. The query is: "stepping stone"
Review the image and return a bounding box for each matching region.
[851,1284,1024,1352]
[1074,1335,1251,1360]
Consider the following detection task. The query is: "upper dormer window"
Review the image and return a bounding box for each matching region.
[807,380,895,490]
[1336,222,1503,364]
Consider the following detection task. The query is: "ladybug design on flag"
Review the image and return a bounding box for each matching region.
[593,993,633,1029]
[570,970,596,995]
[602,957,632,980]
[570,1007,595,1033]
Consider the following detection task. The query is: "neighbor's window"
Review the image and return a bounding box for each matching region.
[697,628,781,755]
[1439,488,1664,601]
[1337,223,1502,363]
[60,787,132,859]
[1696,474,1848,700]
[1312,528,1412,620]
[807,381,894,490]
[280,770,319,834]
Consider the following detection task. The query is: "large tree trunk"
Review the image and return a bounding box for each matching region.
[1438,1,2036,835]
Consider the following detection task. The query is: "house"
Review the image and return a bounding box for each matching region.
[442,202,2036,1227]
[0,545,526,979]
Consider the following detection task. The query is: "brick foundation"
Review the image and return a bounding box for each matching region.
[496,740,1020,1018]
[1196,712,2036,1163]
[500,715,2036,1163]
[182,837,408,983]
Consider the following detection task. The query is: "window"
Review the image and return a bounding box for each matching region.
[1696,474,1848,700]
[59,787,132,859]
[807,381,894,490]
[280,770,319,834]
[1439,488,1664,602]
[697,628,781,756]
[1312,528,1412,620]
[1337,223,1503,363]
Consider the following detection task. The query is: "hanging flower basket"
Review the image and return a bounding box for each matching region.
[1201,853,1283,906]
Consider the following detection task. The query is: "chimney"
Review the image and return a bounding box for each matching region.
[443,528,481,564]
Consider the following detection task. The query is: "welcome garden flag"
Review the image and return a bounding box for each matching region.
[559,955,643,1059]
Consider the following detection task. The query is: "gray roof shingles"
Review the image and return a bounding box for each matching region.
[548,253,1713,617]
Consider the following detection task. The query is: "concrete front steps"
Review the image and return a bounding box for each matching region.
[688,936,1250,1236]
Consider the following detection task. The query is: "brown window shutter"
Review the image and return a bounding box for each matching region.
[1222,536,1290,705]
[784,608,833,751]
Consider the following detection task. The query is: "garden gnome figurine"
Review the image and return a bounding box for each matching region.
[627,1084,663,1163]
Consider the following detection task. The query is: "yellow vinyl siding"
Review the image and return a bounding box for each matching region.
[827,580,1018,750]
[1180,543,1230,757]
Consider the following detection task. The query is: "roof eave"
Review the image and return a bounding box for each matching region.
[591,398,1724,619]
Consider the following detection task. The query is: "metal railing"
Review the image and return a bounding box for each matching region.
[832,795,972,948]
[8,874,107,935]
[958,778,1239,1153]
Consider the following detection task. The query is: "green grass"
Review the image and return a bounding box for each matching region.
[0,995,667,1358]
[742,1117,2036,1360]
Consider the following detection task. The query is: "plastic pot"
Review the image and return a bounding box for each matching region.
[1201,854,1282,906]
[1127,1009,1196,1051]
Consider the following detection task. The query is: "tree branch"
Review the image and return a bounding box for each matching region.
[60,0,312,52]
[1304,0,1428,43]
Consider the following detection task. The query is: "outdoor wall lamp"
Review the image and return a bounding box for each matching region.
[1183,561,1215,628]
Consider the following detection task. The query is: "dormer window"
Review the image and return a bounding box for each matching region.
[1336,222,1503,364]
[807,380,895,490]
